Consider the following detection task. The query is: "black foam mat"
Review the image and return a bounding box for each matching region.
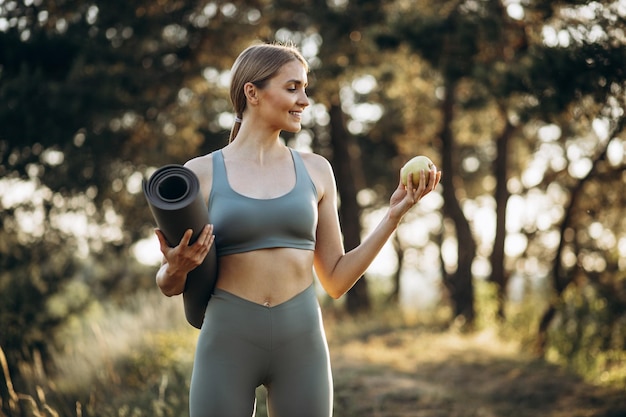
[143,164,217,329]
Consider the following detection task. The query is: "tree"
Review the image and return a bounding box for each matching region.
[500,1,626,367]
[0,0,265,400]
[267,0,401,312]
[2,4,412,402]
[376,0,486,325]
[3,3,625,407]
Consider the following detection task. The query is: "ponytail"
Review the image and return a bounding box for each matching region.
[228,115,243,143]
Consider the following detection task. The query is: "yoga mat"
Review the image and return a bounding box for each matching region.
[143,164,217,329]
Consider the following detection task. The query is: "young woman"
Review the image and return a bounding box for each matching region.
[154,42,441,417]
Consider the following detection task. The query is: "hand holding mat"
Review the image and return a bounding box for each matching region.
[143,164,217,329]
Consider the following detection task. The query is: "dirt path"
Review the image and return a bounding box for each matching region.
[327,323,626,417]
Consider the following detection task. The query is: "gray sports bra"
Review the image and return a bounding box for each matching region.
[208,149,318,257]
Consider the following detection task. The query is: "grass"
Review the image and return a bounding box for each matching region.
[2,287,625,417]
[327,315,626,417]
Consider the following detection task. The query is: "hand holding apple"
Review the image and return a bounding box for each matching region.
[400,155,436,187]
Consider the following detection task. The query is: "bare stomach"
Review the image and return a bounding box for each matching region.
[214,247,316,307]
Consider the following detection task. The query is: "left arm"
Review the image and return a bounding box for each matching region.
[311,157,441,299]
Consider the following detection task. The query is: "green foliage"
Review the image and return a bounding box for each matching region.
[2,1,626,413]
[473,279,547,346]
[472,280,501,330]
[85,332,193,417]
[471,277,626,389]
[3,293,625,417]
[0,238,83,366]
[0,1,260,397]
[546,282,626,388]
[1,290,197,417]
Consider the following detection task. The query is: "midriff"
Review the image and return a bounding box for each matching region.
[214,247,315,307]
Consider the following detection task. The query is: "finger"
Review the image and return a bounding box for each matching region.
[155,229,170,252]
[180,228,194,248]
[405,171,413,190]
[200,226,215,249]
[197,224,210,243]
[406,172,418,203]
[407,171,424,203]
[422,170,441,199]
[427,170,441,193]
[408,171,423,191]
[430,169,441,190]
[417,169,427,192]
[416,170,430,199]
[206,225,215,246]
[202,224,214,242]
[425,169,437,191]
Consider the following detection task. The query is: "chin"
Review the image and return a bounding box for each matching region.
[284,123,302,133]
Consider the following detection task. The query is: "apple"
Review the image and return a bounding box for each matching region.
[400,155,436,186]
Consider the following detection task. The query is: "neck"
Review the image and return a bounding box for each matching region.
[224,137,288,165]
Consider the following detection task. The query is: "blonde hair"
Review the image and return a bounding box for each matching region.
[228,42,309,142]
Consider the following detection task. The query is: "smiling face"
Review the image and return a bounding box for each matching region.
[254,60,310,133]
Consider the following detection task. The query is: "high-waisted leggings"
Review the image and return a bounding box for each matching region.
[189,284,333,417]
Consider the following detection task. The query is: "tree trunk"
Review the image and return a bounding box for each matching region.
[439,79,476,326]
[328,103,371,313]
[489,112,514,320]
[387,234,403,302]
[537,137,613,353]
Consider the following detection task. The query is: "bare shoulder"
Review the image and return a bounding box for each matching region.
[297,151,333,175]
[184,153,213,178]
[296,151,336,197]
[184,152,215,201]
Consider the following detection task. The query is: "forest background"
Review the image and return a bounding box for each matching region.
[1,0,625,416]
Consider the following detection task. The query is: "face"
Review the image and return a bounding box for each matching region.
[254,60,310,133]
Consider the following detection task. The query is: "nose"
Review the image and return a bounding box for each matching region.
[298,90,310,107]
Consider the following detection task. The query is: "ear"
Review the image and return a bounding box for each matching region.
[244,82,259,104]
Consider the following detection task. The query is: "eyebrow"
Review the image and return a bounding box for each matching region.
[285,79,308,87]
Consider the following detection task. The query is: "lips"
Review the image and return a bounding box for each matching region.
[289,111,302,119]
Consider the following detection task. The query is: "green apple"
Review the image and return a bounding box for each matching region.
[400,155,436,186]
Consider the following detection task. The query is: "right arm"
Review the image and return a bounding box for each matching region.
[155,154,215,296]
[155,225,214,296]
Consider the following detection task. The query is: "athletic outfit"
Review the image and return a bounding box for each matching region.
[208,149,318,257]
[189,149,333,417]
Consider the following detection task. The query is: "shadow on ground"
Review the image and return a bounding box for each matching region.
[329,326,626,417]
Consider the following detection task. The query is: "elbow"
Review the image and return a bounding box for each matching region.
[329,292,343,300]
[156,277,184,297]
[159,287,180,297]
[318,273,350,300]
[326,286,346,300]
[318,276,345,299]
[155,264,185,297]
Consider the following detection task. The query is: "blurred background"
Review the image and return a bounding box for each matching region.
[1,1,625,416]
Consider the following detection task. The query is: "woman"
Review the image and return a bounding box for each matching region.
[154,42,441,417]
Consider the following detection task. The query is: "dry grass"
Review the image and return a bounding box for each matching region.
[3,295,625,417]
[49,290,196,393]
[324,309,626,417]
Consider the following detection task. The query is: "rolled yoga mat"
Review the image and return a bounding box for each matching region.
[143,164,217,329]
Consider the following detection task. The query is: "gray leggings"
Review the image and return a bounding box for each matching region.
[189,284,333,417]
